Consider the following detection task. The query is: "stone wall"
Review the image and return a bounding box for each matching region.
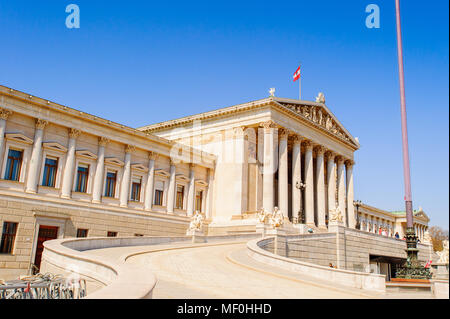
[0,193,189,279]
[264,225,433,272]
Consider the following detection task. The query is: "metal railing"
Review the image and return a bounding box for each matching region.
[0,272,87,299]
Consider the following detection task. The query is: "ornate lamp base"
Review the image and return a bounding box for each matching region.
[395,227,432,279]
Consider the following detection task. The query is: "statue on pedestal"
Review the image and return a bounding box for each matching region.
[188,211,204,232]
[269,207,284,229]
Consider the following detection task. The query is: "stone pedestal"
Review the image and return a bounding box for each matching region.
[292,223,309,234]
[432,263,449,280]
[186,229,205,243]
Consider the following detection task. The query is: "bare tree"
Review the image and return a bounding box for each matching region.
[428,226,448,252]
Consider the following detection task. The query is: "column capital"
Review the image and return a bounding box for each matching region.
[233,126,247,138]
[314,145,325,155]
[336,155,346,164]
[148,151,158,160]
[278,128,289,139]
[260,120,277,131]
[189,163,195,170]
[169,158,177,166]
[125,144,136,154]
[35,119,48,130]
[345,159,355,167]
[0,108,12,120]
[291,134,302,145]
[303,139,313,150]
[98,136,110,146]
[69,128,81,139]
[325,150,336,160]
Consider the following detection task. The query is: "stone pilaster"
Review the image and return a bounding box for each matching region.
[92,136,109,203]
[234,126,248,215]
[187,164,195,216]
[303,140,315,227]
[336,156,347,227]
[346,160,356,229]
[166,159,176,213]
[315,145,326,229]
[278,128,289,219]
[261,121,277,213]
[61,128,81,198]
[0,108,12,170]
[205,167,214,219]
[25,119,48,193]
[144,151,157,211]
[291,135,302,223]
[119,145,134,207]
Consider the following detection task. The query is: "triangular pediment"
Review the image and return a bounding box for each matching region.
[75,150,98,160]
[176,173,190,182]
[154,169,170,178]
[105,157,124,166]
[414,210,430,221]
[5,133,34,144]
[195,179,208,187]
[273,98,359,149]
[131,163,148,173]
[43,142,68,153]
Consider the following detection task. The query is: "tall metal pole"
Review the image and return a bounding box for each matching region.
[395,0,413,229]
[394,0,430,279]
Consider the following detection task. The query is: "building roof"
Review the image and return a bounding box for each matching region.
[137,96,360,150]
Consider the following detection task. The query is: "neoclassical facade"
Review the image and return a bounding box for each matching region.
[139,96,360,233]
[0,85,215,278]
[0,85,430,279]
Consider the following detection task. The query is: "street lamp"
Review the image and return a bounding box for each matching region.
[354,200,362,230]
[394,0,430,279]
[294,181,306,224]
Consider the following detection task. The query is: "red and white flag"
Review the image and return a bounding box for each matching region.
[293,65,301,82]
[425,260,432,268]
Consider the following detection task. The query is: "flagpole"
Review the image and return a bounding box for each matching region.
[299,63,302,100]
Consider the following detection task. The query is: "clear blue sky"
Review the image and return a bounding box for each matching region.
[0,1,448,228]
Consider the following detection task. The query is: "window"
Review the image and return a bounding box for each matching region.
[154,180,164,206]
[4,149,23,181]
[104,171,117,197]
[130,177,142,201]
[0,222,18,254]
[176,185,184,209]
[75,165,89,193]
[195,190,203,212]
[107,231,117,237]
[134,233,143,237]
[76,228,88,238]
[42,157,58,187]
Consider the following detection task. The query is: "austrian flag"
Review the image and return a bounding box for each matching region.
[293,66,301,82]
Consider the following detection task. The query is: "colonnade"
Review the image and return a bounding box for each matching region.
[258,120,356,229]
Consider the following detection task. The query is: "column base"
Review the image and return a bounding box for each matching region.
[92,199,101,204]
[60,194,71,199]
[25,189,37,194]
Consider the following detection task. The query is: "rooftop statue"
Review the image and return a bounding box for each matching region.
[315,92,325,104]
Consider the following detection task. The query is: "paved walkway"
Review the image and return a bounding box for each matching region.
[85,240,434,299]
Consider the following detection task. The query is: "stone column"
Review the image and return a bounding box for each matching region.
[61,128,81,199]
[345,160,356,229]
[304,140,315,227]
[261,121,277,213]
[315,146,326,229]
[291,135,302,223]
[25,119,48,193]
[119,145,134,207]
[0,109,12,170]
[278,129,289,220]
[166,160,176,213]
[144,152,157,211]
[92,137,109,203]
[326,151,337,216]
[336,156,347,227]
[187,164,195,216]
